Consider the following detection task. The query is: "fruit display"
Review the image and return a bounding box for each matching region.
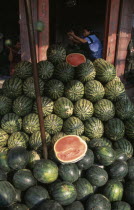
[0,44,134,209]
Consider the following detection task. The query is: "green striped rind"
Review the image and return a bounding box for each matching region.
[0,150,10,172]
[95,146,116,166]
[13,95,33,117]
[28,150,40,168]
[104,118,125,141]
[93,58,116,83]
[44,114,63,135]
[47,44,66,64]
[76,59,96,83]
[52,132,66,145]
[108,160,128,179]
[64,80,84,102]
[22,113,40,134]
[51,181,77,206]
[74,99,94,121]
[33,159,58,184]
[103,179,123,202]
[112,201,131,210]
[38,60,54,80]
[84,80,105,102]
[86,165,108,187]
[29,130,51,150]
[7,132,29,149]
[113,138,133,159]
[2,77,23,99]
[54,97,73,119]
[76,149,94,170]
[84,117,104,139]
[8,204,28,210]
[74,178,93,201]
[54,62,75,83]
[105,77,125,102]
[65,201,84,210]
[23,77,44,99]
[94,99,115,121]
[33,96,54,117]
[125,117,134,140]
[86,194,111,210]
[0,96,12,115]
[59,163,79,183]
[124,181,134,206]
[0,147,9,153]
[1,113,22,134]
[63,116,84,135]
[115,98,134,120]
[80,136,90,145]
[88,137,112,149]
[44,79,64,100]
[0,129,9,147]
[14,61,33,79]
[0,181,16,207]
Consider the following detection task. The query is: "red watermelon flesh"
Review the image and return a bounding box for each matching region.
[66,53,86,67]
[54,135,87,163]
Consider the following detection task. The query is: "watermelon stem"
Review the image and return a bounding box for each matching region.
[24,0,48,159]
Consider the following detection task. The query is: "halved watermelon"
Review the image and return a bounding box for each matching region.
[66,53,86,67]
[54,135,87,163]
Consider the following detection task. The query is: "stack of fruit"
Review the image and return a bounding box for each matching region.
[0,44,134,209]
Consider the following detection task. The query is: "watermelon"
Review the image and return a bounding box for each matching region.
[84,80,105,102]
[14,61,33,79]
[33,96,54,117]
[54,62,75,83]
[104,118,125,141]
[127,157,134,181]
[38,60,54,80]
[76,59,96,83]
[64,201,84,210]
[33,159,58,184]
[113,138,133,159]
[7,147,29,170]
[23,77,44,99]
[0,181,16,207]
[107,160,128,179]
[93,58,116,83]
[59,163,79,183]
[74,99,94,121]
[13,169,37,191]
[44,114,63,135]
[124,181,134,206]
[64,80,84,102]
[66,53,86,67]
[86,165,108,187]
[28,150,40,168]
[94,99,115,121]
[8,203,29,210]
[24,185,50,208]
[76,149,94,170]
[0,128,8,147]
[29,130,51,150]
[88,137,112,149]
[103,179,123,202]
[115,149,127,162]
[51,181,77,206]
[63,116,84,135]
[86,194,111,210]
[54,135,87,163]
[22,113,40,134]
[105,77,125,101]
[33,199,64,210]
[111,201,131,210]
[74,178,93,201]
[0,95,12,115]
[54,97,74,119]
[51,132,66,145]
[13,95,33,117]
[2,77,23,99]
[84,117,104,139]
[8,131,29,149]
[95,146,116,166]
[1,113,22,134]
[47,44,66,64]
[44,79,64,100]
[0,168,7,181]
[125,117,134,140]
[0,151,10,172]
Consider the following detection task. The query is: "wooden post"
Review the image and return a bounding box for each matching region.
[105,0,121,64]
[24,0,48,160]
[38,0,49,61]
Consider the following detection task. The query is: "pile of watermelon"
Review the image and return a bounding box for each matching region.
[0,44,134,209]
